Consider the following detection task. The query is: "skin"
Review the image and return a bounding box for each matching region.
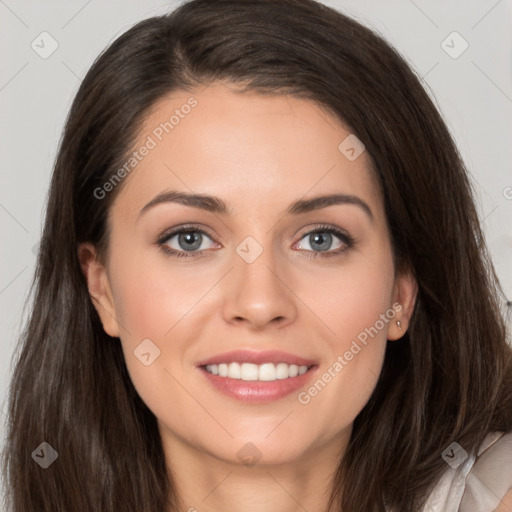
[79,81,417,512]
[496,489,512,512]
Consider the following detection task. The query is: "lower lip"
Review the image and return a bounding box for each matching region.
[199,366,318,403]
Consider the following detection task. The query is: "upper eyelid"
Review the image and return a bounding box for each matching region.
[158,224,351,247]
[157,223,215,242]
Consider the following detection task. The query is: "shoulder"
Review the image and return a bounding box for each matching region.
[421,431,512,512]
[460,431,512,511]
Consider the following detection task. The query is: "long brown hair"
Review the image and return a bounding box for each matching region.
[3,0,512,510]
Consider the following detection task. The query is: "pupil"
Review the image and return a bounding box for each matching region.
[311,232,331,251]
[179,232,201,251]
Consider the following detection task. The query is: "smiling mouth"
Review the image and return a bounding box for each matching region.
[203,362,313,381]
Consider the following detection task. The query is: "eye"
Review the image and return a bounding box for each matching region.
[157,226,219,258]
[156,224,355,259]
[294,225,354,257]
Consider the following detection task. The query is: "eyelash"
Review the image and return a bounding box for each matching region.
[156,223,356,259]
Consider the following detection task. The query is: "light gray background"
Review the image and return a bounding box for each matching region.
[1,0,511,476]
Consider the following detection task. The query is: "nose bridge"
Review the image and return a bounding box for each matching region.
[221,233,298,328]
[236,235,280,288]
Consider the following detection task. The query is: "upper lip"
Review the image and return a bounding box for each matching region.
[196,349,317,367]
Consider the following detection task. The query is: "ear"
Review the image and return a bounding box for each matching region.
[78,242,120,338]
[387,269,417,341]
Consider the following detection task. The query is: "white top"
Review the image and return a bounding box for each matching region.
[421,431,512,511]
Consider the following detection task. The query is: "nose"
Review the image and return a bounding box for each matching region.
[221,243,298,331]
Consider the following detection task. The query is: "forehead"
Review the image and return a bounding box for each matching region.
[111,82,383,220]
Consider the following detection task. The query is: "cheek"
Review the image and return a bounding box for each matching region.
[110,249,211,340]
[299,247,396,348]
[105,249,199,381]
[294,248,395,424]
[106,244,233,403]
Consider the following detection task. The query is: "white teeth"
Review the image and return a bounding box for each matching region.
[241,363,259,381]
[258,363,276,381]
[289,364,299,377]
[207,364,219,375]
[276,362,291,379]
[228,362,240,379]
[204,362,310,381]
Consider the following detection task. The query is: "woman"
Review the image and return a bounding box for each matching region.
[3,0,512,510]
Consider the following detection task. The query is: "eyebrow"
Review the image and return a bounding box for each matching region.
[138,190,374,221]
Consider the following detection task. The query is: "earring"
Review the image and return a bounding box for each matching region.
[396,320,402,330]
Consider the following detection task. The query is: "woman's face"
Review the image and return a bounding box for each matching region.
[80,81,416,468]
